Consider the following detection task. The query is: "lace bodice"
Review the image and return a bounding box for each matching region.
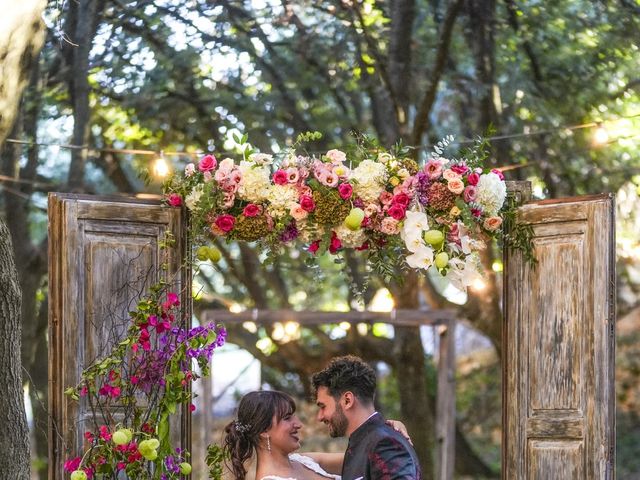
[259,453,341,480]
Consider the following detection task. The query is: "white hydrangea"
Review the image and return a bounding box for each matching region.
[334,224,368,248]
[266,184,298,218]
[350,159,387,202]
[237,161,271,203]
[185,185,204,211]
[475,172,507,216]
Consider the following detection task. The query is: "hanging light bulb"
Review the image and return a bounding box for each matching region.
[153,151,170,178]
[592,123,609,146]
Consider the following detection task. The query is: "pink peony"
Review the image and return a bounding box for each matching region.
[273,169,288,185]
[299,195,316,212]
[463,185,477,202]
[243,203,262,217]
[215,214,236,233]
[338,183,353,199]
[167,193,182,207]
[466,172,480,186]
[198,154,217,172]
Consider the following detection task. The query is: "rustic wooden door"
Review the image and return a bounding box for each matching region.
[503,194,616,479]
[48,193,190,479]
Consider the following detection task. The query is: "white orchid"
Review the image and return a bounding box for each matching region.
[446,254,482,290]
[401,210,430,253]
[405,245,434,270]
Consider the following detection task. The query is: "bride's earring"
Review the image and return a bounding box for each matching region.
[267,435,271,452]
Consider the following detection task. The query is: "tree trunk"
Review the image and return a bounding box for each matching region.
[0,218,30,479]
[67,0,100,190]
[0,0,47,144]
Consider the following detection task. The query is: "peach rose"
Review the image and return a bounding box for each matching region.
[443,169,461,181]
[483,216,503,231]
[447,178,465,194]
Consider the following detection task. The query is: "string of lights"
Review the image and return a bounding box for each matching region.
[1,113,638,188]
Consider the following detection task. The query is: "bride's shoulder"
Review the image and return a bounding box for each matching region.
[289,454,340,479]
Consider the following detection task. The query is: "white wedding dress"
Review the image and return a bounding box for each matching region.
[259,453,341,480]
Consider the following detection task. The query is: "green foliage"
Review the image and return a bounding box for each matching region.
[205,444,227,480]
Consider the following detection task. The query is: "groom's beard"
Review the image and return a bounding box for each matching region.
[327,404,349,438]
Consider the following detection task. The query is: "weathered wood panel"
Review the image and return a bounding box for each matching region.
[503,194,615,479]
[48,194,190,479]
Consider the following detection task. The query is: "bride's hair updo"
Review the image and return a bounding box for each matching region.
[222,390,296,480]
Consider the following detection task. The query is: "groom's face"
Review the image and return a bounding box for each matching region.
[315,386,349,438]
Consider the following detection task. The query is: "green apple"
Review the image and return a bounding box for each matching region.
[207,246,222,263]
[179,462,193,475]
[122,428,133,443]
[112,430,128,446]
[70,471,87,480]
[435,252,449,269]
[143,449,158,461]
[196,246,209,261]
[344,208,365,231]
[423,229,444,246]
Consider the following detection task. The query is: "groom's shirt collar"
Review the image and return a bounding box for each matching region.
[349,411,381,440]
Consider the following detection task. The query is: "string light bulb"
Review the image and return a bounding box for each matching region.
[592,123,609,146]
[153,151,170,178]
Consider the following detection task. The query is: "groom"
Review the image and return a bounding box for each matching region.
[312,355,422,480]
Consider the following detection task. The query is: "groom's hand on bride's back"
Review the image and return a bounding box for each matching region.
[386,420,413,445]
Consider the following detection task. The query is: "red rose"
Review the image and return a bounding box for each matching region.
[198,154,217,172]
[471,208,482,218]
[491,168,505,180]
[392,192,410,207]
[466,172,480,186]
[308,240,321,254]
[451,164,469,175]
[299,194,316,212]
[243,203,262,217]
[167,193,182,207]
[272,170,288,185]
[215,214,236,233]
[356,241,370,251]
[329,233,342,254]
[387,204,406,220]
[338,183,353,199]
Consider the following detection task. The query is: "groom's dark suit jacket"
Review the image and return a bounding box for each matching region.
[341,412,422,480]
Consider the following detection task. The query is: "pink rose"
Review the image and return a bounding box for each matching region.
[364,203,381,217]
[326,149,347,163]
[290,204,308,221]
[215,214,236,233]
[308,240,320,254]
[198,154,217,172]
[491,168,505,180]
[297,185,313,197]
[338,183,353,199]
[483,216,503,231]
[387,204,406,220]
[447,179,465,195]
[243,204,262,217]
[463,185,477,202]
[451,164,469,175]
[273,169,288,185]
[299,195,316,212]
[466,172,480,186]
[392,192,410,207]
[229,169,242,184]
[167,193,182,207]
[379,191,394,205]
[380,217,400,234]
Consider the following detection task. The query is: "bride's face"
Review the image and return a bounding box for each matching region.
[265,412,303,453]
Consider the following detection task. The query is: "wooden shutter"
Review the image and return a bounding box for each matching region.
[503,194,616,479]
[48,194,190,478]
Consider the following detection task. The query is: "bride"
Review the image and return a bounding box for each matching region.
[223,390,342,480]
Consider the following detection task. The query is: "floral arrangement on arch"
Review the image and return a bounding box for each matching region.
[164,133,511,290]
[63,283,227,479]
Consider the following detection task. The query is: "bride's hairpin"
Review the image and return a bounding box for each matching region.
[234,420,251,433]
